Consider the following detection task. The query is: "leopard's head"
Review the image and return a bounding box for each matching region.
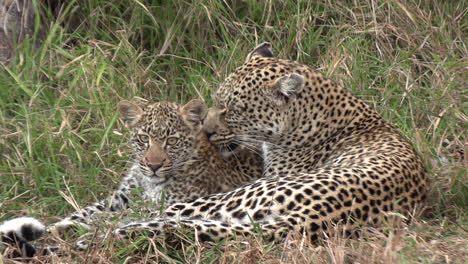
[118,100,207,182]
[205,43,306,156]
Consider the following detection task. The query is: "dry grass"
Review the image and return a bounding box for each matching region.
[0,0,466,263]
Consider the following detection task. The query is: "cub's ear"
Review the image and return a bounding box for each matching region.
[180,99,208,129]
[117,100,144,128]
[246,42,274,62]
[270,73,305,104]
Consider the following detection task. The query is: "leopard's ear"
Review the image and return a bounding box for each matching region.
[246,42,274,62]
[270,73,305,105]
[180,99,208,130]
[117,100,144,128]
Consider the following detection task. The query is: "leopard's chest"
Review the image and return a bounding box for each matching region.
[142,184,165,203]
[131,169,167,204]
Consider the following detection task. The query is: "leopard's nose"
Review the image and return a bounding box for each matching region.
[147,163,162,173]
[145,158,164,173]
[205,130,215,140]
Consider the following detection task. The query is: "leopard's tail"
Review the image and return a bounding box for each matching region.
[114,216,294,243]
[0,217,48,257]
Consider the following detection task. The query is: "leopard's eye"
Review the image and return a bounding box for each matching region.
[166,137,179,146]
[237,103,247,112]
[138,134,150,143]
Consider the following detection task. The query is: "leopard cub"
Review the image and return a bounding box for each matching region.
[0,99,262,257]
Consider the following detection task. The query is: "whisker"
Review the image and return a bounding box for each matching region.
[232,139,262,156]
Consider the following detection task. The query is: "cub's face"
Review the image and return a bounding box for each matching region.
[205,43,305,156]
[118,100,207,182]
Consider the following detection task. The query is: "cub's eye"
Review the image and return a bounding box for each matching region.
[138,134,149,143]
[166,137,179,145]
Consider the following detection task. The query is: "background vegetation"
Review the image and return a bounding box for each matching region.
[0,0,466,263]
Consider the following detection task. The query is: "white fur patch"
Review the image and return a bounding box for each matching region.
[262,142,271,175]
[0,217,45,242]
[220,150,234,159]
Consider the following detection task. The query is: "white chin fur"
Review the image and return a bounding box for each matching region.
[220,150,235,159]
[0,217,45,242]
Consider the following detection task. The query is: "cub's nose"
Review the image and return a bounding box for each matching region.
[145,160,163,173]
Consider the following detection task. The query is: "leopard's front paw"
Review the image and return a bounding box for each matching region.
[48,218,92,237]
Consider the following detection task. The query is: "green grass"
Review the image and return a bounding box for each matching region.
[0,0,466,263]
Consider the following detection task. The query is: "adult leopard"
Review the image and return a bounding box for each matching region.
[114,43,429,244]
[0,100,262,257]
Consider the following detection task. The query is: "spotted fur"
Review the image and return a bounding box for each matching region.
[115,43,429,244]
